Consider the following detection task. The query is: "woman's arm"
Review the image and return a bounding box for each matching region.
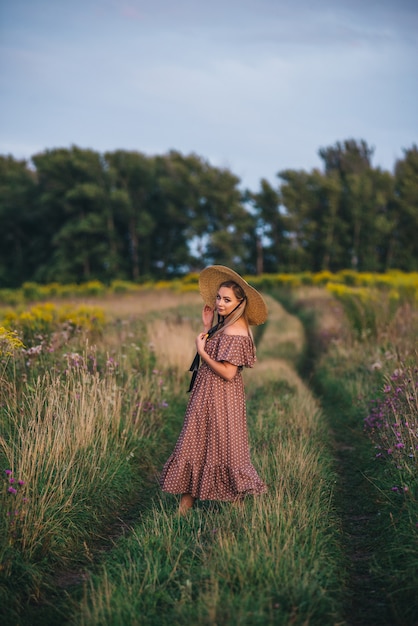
[195,333,238,381]
[202,305,214,332]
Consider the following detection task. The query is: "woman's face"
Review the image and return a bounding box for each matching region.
[216,286,242,317]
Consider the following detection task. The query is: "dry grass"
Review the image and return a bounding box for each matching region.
[1,368,125,559]
[295,286,346,338]
[245,357,306,393]
[260,295,305,358]
[147,318,199,379]
[0,313,170,567]
[56,290,202,320]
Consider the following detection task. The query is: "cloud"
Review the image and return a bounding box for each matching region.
[0,0,416,189]
[120,4,144,20]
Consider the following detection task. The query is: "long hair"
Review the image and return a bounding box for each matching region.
[211,280,253,340]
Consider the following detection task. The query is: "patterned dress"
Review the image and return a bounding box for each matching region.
[160,333,267,501]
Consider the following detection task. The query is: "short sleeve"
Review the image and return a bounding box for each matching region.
[206,334,256,368]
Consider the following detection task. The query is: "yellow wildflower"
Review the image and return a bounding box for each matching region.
[0,327,25,356]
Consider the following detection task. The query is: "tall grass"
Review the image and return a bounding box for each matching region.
[147,317,199,385]
[302,283,418,625]
[0,363,167,597]
[73,378,343,626]
[8,284,412,624]
[0,302,174,623]
[69,296,344,626]
[1,369,125,559]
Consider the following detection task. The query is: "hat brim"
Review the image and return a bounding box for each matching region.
[199,265,268,326]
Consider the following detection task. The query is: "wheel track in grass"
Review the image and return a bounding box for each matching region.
[279,288,403,626]
[319,390,393,626]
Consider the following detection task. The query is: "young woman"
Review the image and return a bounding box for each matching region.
[159,265,268,514]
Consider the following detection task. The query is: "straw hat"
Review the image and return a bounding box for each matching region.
[199,265,268,325]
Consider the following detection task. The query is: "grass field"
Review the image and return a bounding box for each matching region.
[0,281,417,625]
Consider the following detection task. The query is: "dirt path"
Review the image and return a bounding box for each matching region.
[259,292,396,625]
[319,390,394,626]
[283,289,399,626]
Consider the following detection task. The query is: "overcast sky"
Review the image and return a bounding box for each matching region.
[1,0,417,190]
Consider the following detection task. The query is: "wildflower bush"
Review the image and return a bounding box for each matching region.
[0,280,120,304]
[0,469,28,550]
[20,280,108,301]
[326,283,415,341]
[0,271,417,306]
[365,363,418,474]
[0,302,106,347]
[0,327,25,358]
[0,327,25,396]
[110,279,142,294]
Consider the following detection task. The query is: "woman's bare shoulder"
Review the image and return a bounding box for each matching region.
[223,321,250,337]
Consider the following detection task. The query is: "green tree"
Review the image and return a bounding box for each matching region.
[278,168,344,271]
[317,170,342,270]
[151,151,203,277]
[344,168,396,271]
[249,179,288,273]
[316,138,400,271]
[1,139,414,285]
[147,151,254,275]
[318,139,375,269]
[0,156,36,286]
[393,145,418,270]
[32,147,115,282]
[105,150,156,280]
[195,165,255,273]
[318,139,374,175]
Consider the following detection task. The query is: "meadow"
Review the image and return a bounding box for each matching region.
[0,272,417,626]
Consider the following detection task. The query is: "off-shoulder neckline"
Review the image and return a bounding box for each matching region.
[216,333,252,340]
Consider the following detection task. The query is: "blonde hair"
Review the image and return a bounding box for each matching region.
[211,280,254,341]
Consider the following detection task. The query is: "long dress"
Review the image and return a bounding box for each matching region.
[159,332,267,501]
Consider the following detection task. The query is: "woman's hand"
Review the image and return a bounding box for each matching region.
[195,332,238,381]
[202,305,214,330]
[196,332,208,356]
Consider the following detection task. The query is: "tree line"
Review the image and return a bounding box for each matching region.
[0,139,417,287]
